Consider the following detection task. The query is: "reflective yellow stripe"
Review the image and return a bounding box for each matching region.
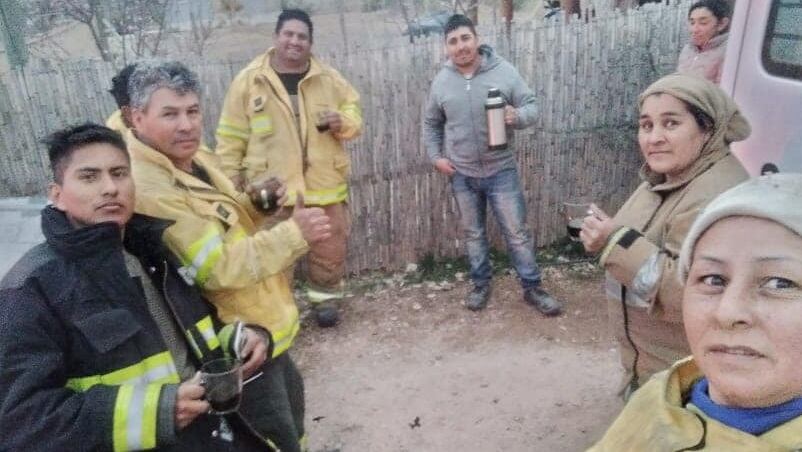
[272,314,300,357]
[66,352,180,392]
[217,126,250,141]
[217,323,235,359]
[306,287,344,303]
[599,226,631,265]
[141,385,160,449]
[112,384,161,451]
[339,102,362,120]
[185,331,202,359]
[182,226,225,286]
[301,184,349,206]
[231,227,248,242]
[113,385,133,452]
[195,315,220,351]
[250,114,273,134]
[216,119,250,141]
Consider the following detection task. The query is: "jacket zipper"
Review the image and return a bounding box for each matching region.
[260,73,310,175]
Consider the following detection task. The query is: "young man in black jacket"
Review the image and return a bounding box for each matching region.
[0,124,277,451]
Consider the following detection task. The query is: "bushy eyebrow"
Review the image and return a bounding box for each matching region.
[755,256,802,265]
[74,167,101,174]
[692,255,725,265]
[158,103,200,111]
[639,111,684,120]
[693,255,802,266]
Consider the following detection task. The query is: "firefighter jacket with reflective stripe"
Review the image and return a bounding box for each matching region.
[216,48,362,206]
[0,208,270,451]
[128,132,308,357]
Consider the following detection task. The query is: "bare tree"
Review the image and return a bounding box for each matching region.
[398,0,415,43]
[109,0,171,62]
[219,0,243,22]
[185,7,216,56]
[55,0,171,64]
[501,0,513,36]
[465,0,479,24]
[57,0,113,61]
[336,0,349,49]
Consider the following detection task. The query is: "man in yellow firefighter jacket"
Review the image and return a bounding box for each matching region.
[126,61,332,452]
[105,63,218,165]
[216,9,362,327]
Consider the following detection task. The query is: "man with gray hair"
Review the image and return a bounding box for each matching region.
[126,61,326,452]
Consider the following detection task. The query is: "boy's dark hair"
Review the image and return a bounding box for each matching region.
[109,64,138,108]
[276,9,313,42]
[44,123,128,183]
[444,14,476,39]
[688,0,731,20]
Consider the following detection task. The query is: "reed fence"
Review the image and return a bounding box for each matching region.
[0,0,691,272]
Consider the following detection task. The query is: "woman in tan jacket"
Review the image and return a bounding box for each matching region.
[580,74,749,398]
[589,173,802,451]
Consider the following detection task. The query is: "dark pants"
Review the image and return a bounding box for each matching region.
[240,352,305,452]
[169,414,271,451]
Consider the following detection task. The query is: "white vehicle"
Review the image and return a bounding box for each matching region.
[720,0,802,174]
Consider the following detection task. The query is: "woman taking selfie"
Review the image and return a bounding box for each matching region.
[580,74,748,398]
[677,0,732,83]
[590,173,802,450]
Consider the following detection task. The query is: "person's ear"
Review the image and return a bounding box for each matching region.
[120,106,133,127]
[130,107,144,131]
[718,17,729,33]
[48,182,62,208]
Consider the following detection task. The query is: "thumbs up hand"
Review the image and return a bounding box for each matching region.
[291,193,332,245]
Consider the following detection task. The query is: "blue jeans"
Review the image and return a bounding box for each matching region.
[451,167,541,290]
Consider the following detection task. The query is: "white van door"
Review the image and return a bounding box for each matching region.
[720,0,802,175]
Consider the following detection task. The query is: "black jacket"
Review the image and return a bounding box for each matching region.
[0,207,271,451]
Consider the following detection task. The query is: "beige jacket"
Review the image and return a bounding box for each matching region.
[127,132,309,357]
[215,49,362,206]
[601,150,747,385]
[589,358,802,451]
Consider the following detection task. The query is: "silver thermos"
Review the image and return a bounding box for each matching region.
[485,88,507,150]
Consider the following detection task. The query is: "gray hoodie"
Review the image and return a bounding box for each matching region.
[423,45,538,178]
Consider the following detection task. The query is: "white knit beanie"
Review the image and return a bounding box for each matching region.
[679,173,802,281]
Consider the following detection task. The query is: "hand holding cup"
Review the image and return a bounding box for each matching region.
[316,110,342,134]
[246,177,286,214]
[580,204,616,254]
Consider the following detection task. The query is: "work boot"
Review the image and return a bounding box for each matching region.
[465,285,491,311]
[314,301,340,327]
[523,286,562,316]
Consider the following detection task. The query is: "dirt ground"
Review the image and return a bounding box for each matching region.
[292,263,624,452]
